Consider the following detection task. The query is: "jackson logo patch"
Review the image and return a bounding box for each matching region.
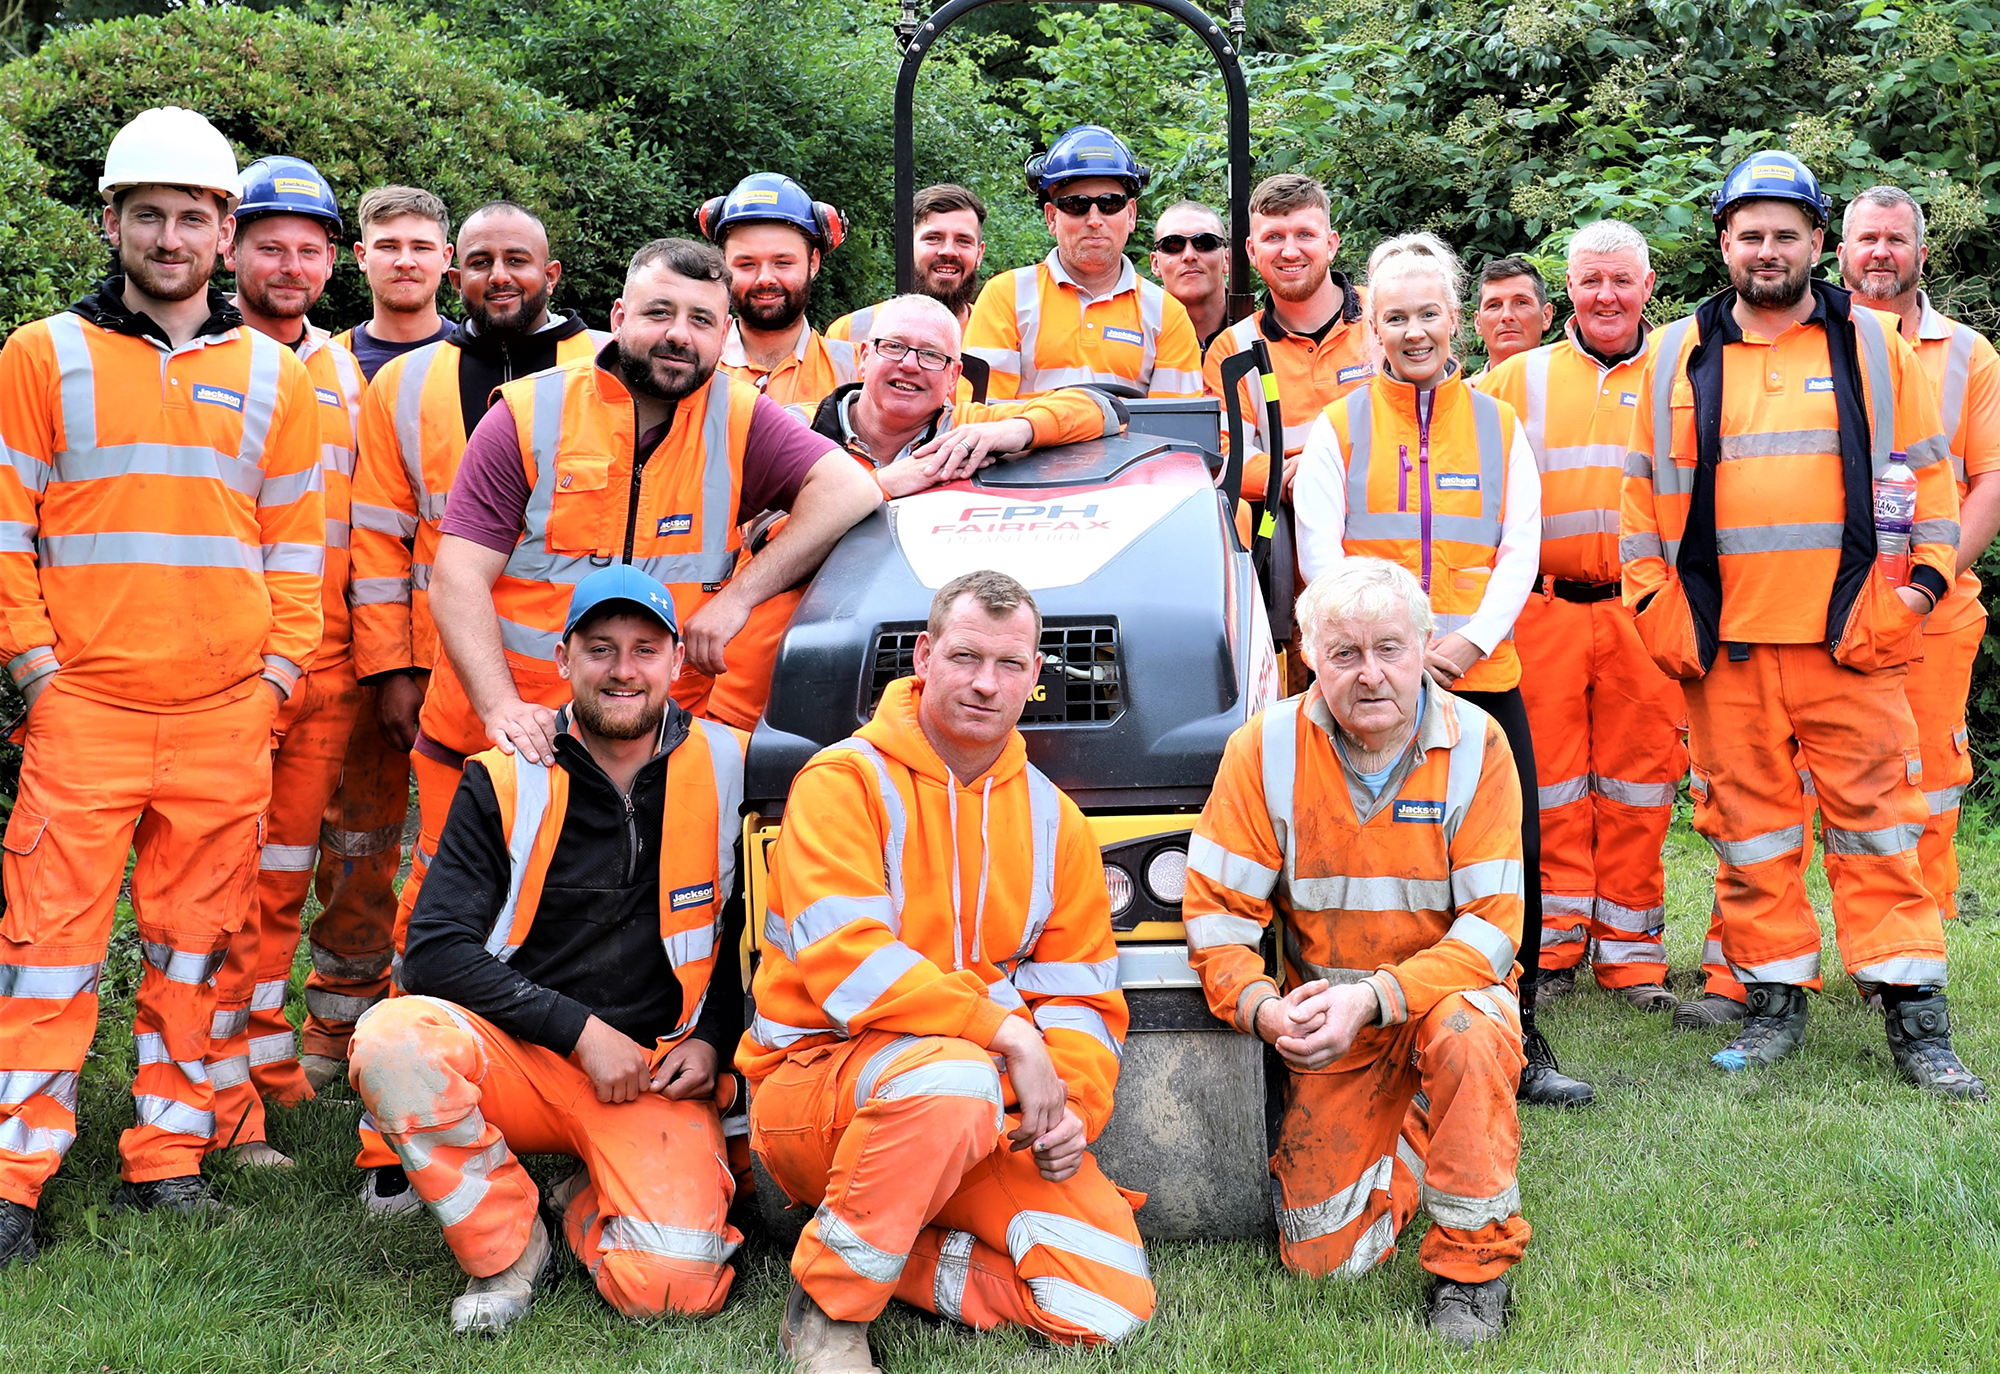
[1394,799,1444,823]
[1435,472,1480,491]
[1750,164,1797,182]
[192,384,244,412]
[669,881,715,912]
[656,513,694,536]
[1337,363,1374,384]
[315,387,341,407]
[1103,326,1144,346]
[735,189,780,206]
[1620,391,1639,406]
[273,177,323,197]
[1805,376,1834,393]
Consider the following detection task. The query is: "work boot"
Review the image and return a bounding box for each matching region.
[0,1200,38,1267]
[1609,982,1678,1014]
[1672,993,1747,1030]
[1883,993,1988,1101]
[538,1164,588,1241]
[1711,982,1808,1071]
[779,1279,880,1373]
[111,1174,228,1216]
[360,1164,424,1220]
[1427,1274,1508,1348]
[224,1141,295,1169]
[450,1216,554,1336]
[300,1054,345,1092]
[1533,965,1578,1008]
[1517,1026,1594,1108]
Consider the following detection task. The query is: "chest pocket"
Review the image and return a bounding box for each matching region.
[546,451,614,556]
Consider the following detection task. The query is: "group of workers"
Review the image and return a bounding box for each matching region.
[0,98,1987,1366]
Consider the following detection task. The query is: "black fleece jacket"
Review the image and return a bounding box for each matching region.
[448,310,594,437]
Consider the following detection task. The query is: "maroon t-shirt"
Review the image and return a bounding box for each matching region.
[442,382,836,555]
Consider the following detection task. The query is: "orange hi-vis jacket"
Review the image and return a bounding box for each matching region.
[418,361,758,758]
[965,252,1204,400]
[0,300,325,709]
[1909,292,2000,634]
[1184,683,1525,1054]
[1201,279,1373,504]
[298,324,363,667]
[1476,321,1647,585]
[349,332,600,677]
[740,676,1129,1139]
[1621,285,1956,675]
[477,715,745,1051]
[1320,376,1524,692]
[719,321,858,411]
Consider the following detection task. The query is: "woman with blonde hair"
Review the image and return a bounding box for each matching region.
[1291,231,1593,1109]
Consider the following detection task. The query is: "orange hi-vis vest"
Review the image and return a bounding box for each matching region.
[965,252,1204,399]
[479,716,745,1048]
[1326,374,1521,691]
[298,325,363,667]
[349,331,601,677]
[719,321,857,410]
[1184,684,1524,1057]
[1911,294,2000,633]
[1475,321,1646,585]
[418,361,757,757]
[0,306,325,709]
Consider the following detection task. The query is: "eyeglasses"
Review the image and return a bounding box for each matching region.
[868,337,955,372]
[1154,233,1224,254]
[1052,192,1133,218]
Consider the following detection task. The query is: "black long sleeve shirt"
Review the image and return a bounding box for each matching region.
[400,703,743,1058]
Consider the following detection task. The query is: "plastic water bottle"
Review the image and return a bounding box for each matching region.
[1874,453,1917,588]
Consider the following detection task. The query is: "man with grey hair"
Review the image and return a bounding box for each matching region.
[1838,187,2000,928]
[1476,220,1694,1032]
[1150,200,1230,346]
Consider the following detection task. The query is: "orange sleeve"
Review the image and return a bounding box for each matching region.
[256,352,327,696]
[1960,334,2000,480]
[1362,721,1526,1024]
[0,324,58,690]
[961,389,1122,446]
[1147,295,1206,398]
[1891,328,1961,583]
[349,359,419,677]
[1620,346,1672,609]
[772,753,1012,1048]
[963,274,1024,401]
[1184,717,1284,1033]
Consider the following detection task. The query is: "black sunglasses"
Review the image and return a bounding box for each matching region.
[1154,232,1224,254]
[1052,192,1133,218]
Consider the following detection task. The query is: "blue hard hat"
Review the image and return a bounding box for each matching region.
[696,172,846,251]
[235,155,343,235]
[563,565,679,639]
[1024,125,1151,200]
[1711,151,1830,228]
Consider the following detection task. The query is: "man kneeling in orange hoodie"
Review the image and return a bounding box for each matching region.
[741,570,1153,1373]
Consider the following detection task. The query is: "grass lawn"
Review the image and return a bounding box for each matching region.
[0,814,1995,1372]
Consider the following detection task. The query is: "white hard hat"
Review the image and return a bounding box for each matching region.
[99,106,242,211]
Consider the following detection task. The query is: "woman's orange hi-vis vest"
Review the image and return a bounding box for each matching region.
[478,717,746,1048]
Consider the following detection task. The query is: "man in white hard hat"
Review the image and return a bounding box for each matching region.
[0,107,325,1259]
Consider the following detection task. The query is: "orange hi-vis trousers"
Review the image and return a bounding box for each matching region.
[1273,986,1530,1282]
[0,686,274,1204]
[302,686,407,1060]
[751,1029,1154,1346]
[208,662,361,1150]
[1906,617,1981,920]
[350,996,740,1316]
[1515,591,1687,989]
[1684,644,1947,991]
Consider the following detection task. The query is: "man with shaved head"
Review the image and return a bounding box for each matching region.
[345,199,607,1214]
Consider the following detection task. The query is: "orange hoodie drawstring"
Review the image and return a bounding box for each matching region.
[946,772,963,970]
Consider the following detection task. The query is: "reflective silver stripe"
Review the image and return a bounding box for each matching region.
[1703,938,1726,966]
[663,926,715,968]
[1288,874,1451,913]
[1032,1004,1122,1059]
[259,842,318,873]
[1015,764,1062,959]
[1596,899,1664,934]
[1927,785,1965,816]
[1911,519,1961,547]
[875,1060,1004,1121]
[1013,267,1044,391]
[1941,323,1977,480]
[46,311,99,452]
[1336,1211,1399,1278]
[1185,833,1278,899]
[1012,957,1117,996]
[0,1118,76,1157]
[1261,698,1301,889]
[1521,345,1550,460]
[751,1013,830,1048]
[1851,305,1897,472]
[813,1204,908,1284]
[822,942,926,1031]
[1450,859,1522,906]
[134,1095,214,1137]
[349,576,411,606]
[392,343,442,518]
[1279,1153,1393,1243]
[1714,522,1844,554]
[1024,1275,1146,1342]
[1137,278,1166,390]
[210,1007,249,1038]
[1006,1209,1149,1279]
[1727,950,1821,984]
[1821,822,1922,857]
[823,337,860,388]
[1648,316,1699,565]
[351,501,416,537]
[1543,508,1618,540]
[1541,926,1587,948]
[695,718,744,939]
[135,1032,209,1084]
[40,531,265,572]
[792,894,899,952]
[1395,1133,1426,1190]
[0,1069,78,1110]
[1445,914,1516,978]
[1718,429,1841,460]
[1543,893,1591,918]
[1340,389,1507,549]
[1442,697,1490,843]
[262,541,324,575]
[411,562,432,591]
[602,1215,738,1266]
[3,442,51,495]
[248,1032,294,1066]
[429,1169,493,1229]
[822,739,907,919]
[303,989,379,1023]
[761,908,794,961]
[933,1230,975,1325]
[486,758,553,959]
[325,517,350,549]
[249,978,286,1013]
[1621,531,1664,562]
[1594,773,1677,807]
[321,821,402,858]
[1460,986,1513,1027]
[208,1054,250,1089]
[309,944,392,980]
[59,444,262,495]
[0,961,101,999]
[257,463,322,509]
[1538,774,1589,808]
[142,941,225,986]
[394,1113,486,1172]
[1182,912,1264,949]
[234,329,286,469]
[1852,955,1948,986]
[1422,1181,1519,1230]
[1624,448,1653,479]
[1593,937,1665,965]
[1710,824,1804,867]
[853,1033,924,1108]
[986,976,1025,1010]
[1539,444,1628,473]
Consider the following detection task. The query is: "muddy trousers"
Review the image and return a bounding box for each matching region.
[207,662,361,1150]
[1683,644,1946,991]
[350,996,739,1316]
[0,687,274,1204]
[751,1030,1155,1345]
[302,686,407,1059]
[1273,986,1531,1282]
[1515,593,1686,988]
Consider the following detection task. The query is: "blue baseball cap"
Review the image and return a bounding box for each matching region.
[563,565,679,639]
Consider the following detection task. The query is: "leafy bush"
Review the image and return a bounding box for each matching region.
[0,119,98,336]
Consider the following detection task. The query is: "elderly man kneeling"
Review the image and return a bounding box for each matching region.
[1183,557,1531,1347]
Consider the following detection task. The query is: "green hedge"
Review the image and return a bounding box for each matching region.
[0,121,100,338]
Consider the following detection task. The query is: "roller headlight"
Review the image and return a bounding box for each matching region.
[1144,846,1188,904]
[1104,863,1135,917]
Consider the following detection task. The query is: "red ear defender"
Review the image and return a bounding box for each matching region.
[696,195,728,241]
[813,202,847,252]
